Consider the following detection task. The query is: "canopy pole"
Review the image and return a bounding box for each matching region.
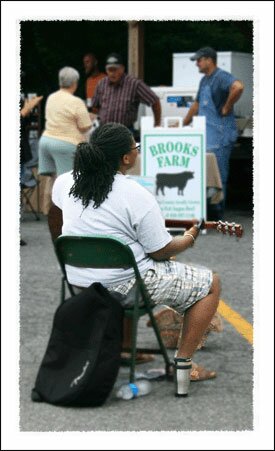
[128,21,144,79]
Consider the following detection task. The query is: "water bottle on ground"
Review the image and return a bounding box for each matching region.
[116,379,152,400]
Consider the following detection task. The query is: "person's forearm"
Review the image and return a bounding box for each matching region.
[152,100,161,126]
[222,81,244,115]
[149,226,199,261]
[20,95,43,117]
[183,101,199,126]
[20,107,30,118]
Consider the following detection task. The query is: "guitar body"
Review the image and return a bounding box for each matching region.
[48,205,243,240]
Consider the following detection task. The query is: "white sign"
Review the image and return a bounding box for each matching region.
[126,175,155,195]
[141,117,206,220]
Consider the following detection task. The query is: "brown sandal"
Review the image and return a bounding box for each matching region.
[190,362,217,381]
[167,361,217,381]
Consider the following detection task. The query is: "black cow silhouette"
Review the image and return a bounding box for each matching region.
[156,171,194,195]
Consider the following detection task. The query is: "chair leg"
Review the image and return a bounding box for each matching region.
[60,277,65,304]
[22,189,40,221]
[129,315,139,383]
[60,278,78,304]
[129,288,141,383]
[36,181,40,214]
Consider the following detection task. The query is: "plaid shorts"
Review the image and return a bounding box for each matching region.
[108,260,213,315]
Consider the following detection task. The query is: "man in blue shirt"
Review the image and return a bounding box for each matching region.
[183,47,244,218]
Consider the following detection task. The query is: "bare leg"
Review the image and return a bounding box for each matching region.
[174,273,220,396]
[41,174,56,215]
[177,273,221,358]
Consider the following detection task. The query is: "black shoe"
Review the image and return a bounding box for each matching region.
[20,239,27,246]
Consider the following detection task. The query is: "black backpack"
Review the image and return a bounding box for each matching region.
[31,282,124,407]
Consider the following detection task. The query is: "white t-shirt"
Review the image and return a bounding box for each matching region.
[52,172,172,287]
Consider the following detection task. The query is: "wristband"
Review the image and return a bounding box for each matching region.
[184,233,196,246]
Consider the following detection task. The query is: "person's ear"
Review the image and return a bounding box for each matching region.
[122,153,130,165]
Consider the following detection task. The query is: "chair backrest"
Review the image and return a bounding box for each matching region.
[54,234,142,283]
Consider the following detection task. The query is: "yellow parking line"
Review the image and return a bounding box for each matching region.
[218,299,253,345]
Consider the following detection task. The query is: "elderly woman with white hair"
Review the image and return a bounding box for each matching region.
[38,67,92,213]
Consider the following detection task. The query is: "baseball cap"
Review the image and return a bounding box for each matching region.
[190,47,217,61]
[105,52,124,68]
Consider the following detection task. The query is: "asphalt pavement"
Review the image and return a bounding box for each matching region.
[19,208,253,433]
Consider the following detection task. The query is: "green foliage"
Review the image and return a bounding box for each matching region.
[21,20,253,94]
[21,20,128,95]
[143,20,253,85]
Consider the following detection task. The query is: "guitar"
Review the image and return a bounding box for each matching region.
[48,206,243,240]
[165,219,243,238]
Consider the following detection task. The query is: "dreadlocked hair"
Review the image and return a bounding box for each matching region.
[69,123,133,208]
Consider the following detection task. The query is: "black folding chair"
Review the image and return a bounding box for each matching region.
[55,234,173,383]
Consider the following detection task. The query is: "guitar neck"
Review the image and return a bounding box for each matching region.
[165,218,243,238]
[165,219,213,230]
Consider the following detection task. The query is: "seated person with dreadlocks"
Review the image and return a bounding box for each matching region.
[51,122,221,397]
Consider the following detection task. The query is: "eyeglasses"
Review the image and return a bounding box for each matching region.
[132,144,140,151]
